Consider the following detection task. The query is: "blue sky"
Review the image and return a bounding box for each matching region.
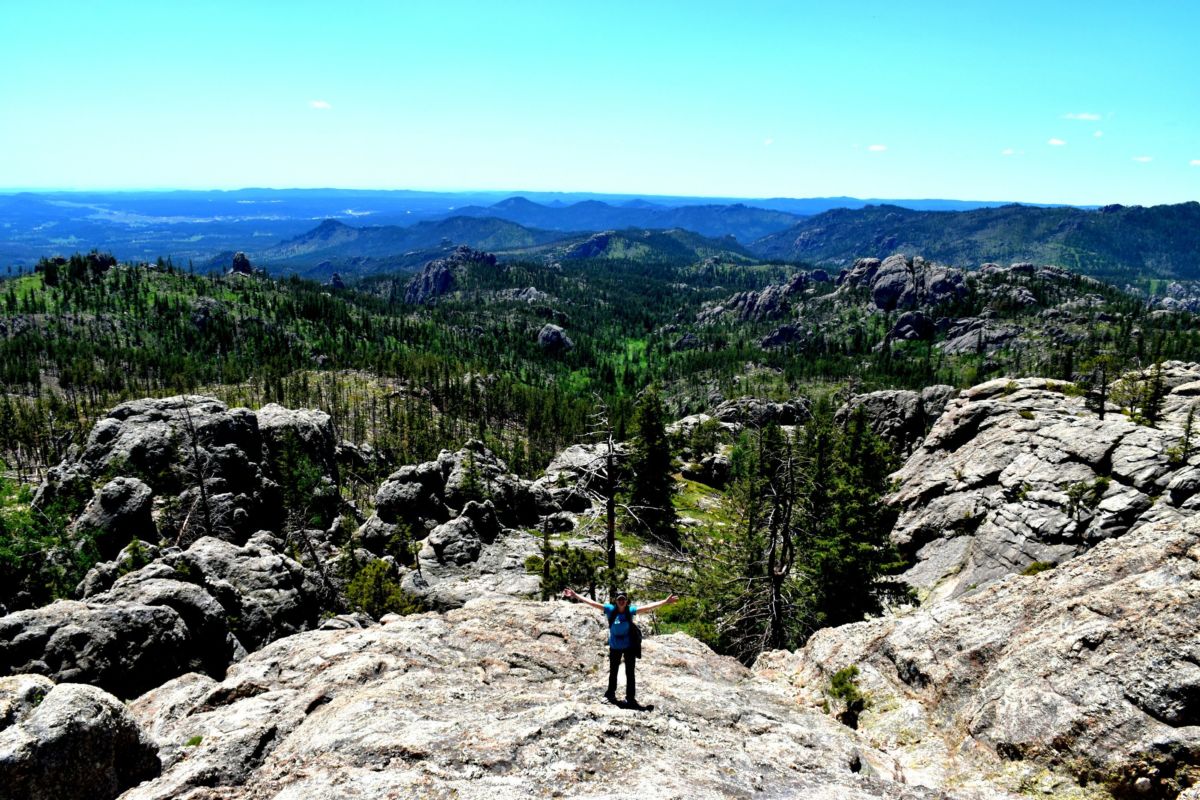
[1,0,1197,204]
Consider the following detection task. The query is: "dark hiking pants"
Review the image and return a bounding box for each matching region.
[607,647,635,701]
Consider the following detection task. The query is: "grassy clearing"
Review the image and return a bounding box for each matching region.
[673,476,734,528]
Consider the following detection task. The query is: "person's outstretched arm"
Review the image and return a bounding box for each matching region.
[562,588,606,610]
[635,594,680,613]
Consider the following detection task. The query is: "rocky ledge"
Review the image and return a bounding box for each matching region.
[6,600,949,800]
[888,364,1200,601]
[758,513,1200,799]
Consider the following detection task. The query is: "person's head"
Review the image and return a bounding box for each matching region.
[614,591,630,609]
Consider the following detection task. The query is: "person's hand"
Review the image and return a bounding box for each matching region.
[562,588,577,600]
[667,594,680,604]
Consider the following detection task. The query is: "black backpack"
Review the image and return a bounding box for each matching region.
[607,607,642,659]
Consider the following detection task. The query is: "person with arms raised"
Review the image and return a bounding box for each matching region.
[563,588,678,709]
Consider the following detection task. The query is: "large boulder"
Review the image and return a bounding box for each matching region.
[33,396,341,550]
[403,246,496,305]
[35,397,268,544]
[757,513,1200,799]
[700,272,812,324]
[840,254,969,313]
[886,310,935,342]
[71,477,156,559]
[255,403,339,488]
[536,323,574,354]
[681,451,732,489]
[835,385,956,457]
[171,534,319,650]
[119,600,945,800]
[0,678,160,800]
[420,500,502,567]
[358,442,566,608]
[0,535,319,697]
[712,395,811,427]
[938,318,1023,355]
[0,601,194,699]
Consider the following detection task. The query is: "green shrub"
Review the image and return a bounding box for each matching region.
[526,542,626,601]
[828,665,867,728]
[1021,561,1056,576]
[117,538,153,577]
[654,595,718,648]
[0,475,96,609]
[1066,476,1110,518]
[184,735,203,747]
[346,559,424,618]
[829,665,864,706]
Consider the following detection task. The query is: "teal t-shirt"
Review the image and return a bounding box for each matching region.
[603,603,638,650]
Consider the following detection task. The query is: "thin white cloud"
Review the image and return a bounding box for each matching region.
[867,144,887,152]
[1048,138,1067,146]
[1132,155,1153,163]
[1001,148,1015,156]
[1063,112,1101,121]
[763,138,774,146]
[310,100,332,110]
[1094,130,1104,138]
[1191,160,1200,167]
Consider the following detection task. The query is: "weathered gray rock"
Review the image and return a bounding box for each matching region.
[121,599,945,800]
[372,460,448,531]
[760,323,806,348]
[0,601,194,699]
[671,331,701,351]
[887,310,935,341]
[72,477,156,559]
[938,318,1023,355]
[170,535,319,651]
[712,395,811,427]
[888,367,1200,601]
[55,396,338,547]
[421,500,501,566]
[0,536,319,697]
[357,442,571,607]
[230,251,253,275]
[536,323,574,354]
[0,680,160,800]
[681,452,732,488]
[0,675,54,730]
[33,396,336,546]
[255,403,339,491]
[757,513,1200,800]
[836,385,956,457]
[403,246,495,305]
[704,272,811,323]
[840,254,969,312]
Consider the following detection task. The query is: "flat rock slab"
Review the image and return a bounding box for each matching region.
[122,600,949,800]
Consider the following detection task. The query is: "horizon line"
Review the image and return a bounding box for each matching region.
[0,185,1140,209]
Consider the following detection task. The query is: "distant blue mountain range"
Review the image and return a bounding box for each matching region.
[0,188,1081,268]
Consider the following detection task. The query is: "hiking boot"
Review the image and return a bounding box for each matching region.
[603,692,617,704]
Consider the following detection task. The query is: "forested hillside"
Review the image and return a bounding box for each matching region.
[752,201,1200,282]
[4,248,1200,494]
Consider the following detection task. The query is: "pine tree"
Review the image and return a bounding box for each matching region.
[627,386,678,545]
[798,407,911,629]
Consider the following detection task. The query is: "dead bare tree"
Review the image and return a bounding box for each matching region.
[177,402,215,547]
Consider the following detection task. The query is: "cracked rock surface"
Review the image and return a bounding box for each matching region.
[887,365,1200,602]
[759,498,1200,799]
[119,599,947,800]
